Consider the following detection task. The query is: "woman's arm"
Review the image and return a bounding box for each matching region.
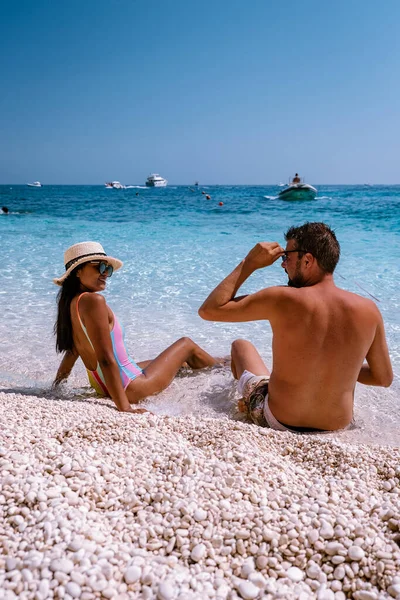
[79,293,136,412]
[53,348,79,387]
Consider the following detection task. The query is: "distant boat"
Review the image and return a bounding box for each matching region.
[194,181,199,186]
[278,178,317,201]
[27,181,42,187]
[105,181,125,189]
[145,174,168,188]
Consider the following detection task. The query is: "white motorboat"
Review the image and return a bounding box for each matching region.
[105,181,125,189]
[145,174,168,187]
[27,181,42,187]
[278,182,317,201]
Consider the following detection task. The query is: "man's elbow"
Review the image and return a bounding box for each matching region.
[377,368,393,387]
[198,306,213,321]
[381,372,394,387]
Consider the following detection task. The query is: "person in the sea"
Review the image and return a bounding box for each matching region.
[292,173,301,184]
[53,241,219,413]
[199,222,393,433]
[1,206,9,214]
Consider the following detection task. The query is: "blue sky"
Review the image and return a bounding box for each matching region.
[1,0,400,184]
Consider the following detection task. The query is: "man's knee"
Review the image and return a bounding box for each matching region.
[231,338,251,355]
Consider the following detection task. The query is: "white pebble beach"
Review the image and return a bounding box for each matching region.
[1,390,399,600]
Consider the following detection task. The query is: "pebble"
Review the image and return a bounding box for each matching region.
[191,544,206,562]
[347,546,365,561]
[286,567,305,582]
[65,582,82,598]
[237,581,260,599]
[157,581,174,600]
[50,559,74,574]
[124,566,142,584]
[193,509,207,522]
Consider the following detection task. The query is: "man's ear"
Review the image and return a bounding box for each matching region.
[304,252,313,266]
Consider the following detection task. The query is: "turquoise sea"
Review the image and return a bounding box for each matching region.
[1,184,399,445]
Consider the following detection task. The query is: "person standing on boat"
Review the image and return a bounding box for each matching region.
[199,222,393,433]
[292,173,301,184]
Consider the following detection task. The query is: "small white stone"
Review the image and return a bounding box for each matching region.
[124,566,142,584]
[5,558,18,571]
[157,581,174,600]
[353,592,378,600]
[320,521,334,539]
[65,582,81,598]
[306,562,321,579]
[191,544,206,562]
[316,587,335,600]
[347,546,365,561]
[287,566,305,582]
[50,558,74,574]
[38,579,50,598]
[237,580,260,600]
[325,542,344,555]
[255,556,268,570]
[333,565,345,580]
[193,509,207,522]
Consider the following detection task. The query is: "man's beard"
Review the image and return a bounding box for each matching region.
[287,264,307,288]
[287,275,306,288]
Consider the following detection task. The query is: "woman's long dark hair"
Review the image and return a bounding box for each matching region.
[54,268,82,353]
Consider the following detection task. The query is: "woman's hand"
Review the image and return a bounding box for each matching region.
[121,407,150,414]
[53,349,79,389]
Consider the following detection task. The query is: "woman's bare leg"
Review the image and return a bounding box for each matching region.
[126,337,217,403]
[231,339,270,380]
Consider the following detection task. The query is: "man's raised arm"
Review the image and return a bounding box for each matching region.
[198,242,284,323]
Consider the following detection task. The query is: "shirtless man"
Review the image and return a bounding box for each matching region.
[199,222,393,432]
[292,173,301,184]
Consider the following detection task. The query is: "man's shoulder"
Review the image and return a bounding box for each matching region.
[337,287,379,310]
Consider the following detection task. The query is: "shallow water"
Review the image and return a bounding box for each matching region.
[0,184,399,445]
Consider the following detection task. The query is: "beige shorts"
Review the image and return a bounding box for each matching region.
[238,370,288,430]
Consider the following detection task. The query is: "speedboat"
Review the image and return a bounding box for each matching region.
[27,181,42,187]
[145,174,168,187]
[278,183,317,201]
[105,181,125,189]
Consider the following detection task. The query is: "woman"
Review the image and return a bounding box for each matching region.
[53,241,219,413]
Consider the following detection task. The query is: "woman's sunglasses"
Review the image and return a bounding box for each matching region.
[89,260,113,277]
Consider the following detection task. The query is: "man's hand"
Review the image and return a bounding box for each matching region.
[244,242,284,270]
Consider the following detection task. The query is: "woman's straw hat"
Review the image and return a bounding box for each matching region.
[53,241,123,286]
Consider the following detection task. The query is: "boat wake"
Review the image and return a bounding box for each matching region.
[125,185,147,189]
[263,195,278,200]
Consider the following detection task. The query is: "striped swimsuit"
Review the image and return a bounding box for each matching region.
[76,293,143,396]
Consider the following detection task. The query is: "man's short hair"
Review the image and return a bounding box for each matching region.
[285,222,340,273]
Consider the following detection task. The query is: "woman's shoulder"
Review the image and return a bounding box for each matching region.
[78,292,107,311]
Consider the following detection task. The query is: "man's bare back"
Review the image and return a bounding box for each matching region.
[199,222,392,432]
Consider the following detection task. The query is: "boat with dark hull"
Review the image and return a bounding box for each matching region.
[278,182,317,201]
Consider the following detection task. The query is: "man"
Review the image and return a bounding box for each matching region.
[199,222,392,432]
[292,173,301,184]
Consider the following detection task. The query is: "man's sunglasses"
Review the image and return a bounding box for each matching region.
[281,249,307,262]
[89,260,114,277]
